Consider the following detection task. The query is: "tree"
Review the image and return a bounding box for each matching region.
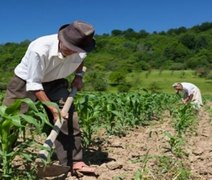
[195,35,208,49]
[111,29,123,36]
[180,34,196,50]
[138,29,149,38]
[163,42,189,62]
[85,72,108,91]
[109,70,126,86]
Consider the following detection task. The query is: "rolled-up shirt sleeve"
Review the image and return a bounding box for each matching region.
[26,51,45,91]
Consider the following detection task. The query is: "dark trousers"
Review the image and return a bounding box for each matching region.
[3,75,82,166]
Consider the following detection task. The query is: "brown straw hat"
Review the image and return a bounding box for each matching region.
[58,20,95,53]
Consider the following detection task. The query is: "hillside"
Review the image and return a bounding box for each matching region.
[0,22,212,91]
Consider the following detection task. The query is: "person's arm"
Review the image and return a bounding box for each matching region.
[25,51,67,122]
[176,89,180,94]
[71,62,84,90]
[75,62,83,73]
[182,94,193,104]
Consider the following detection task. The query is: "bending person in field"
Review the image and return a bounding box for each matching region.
[172,82,203,109]
[3,20,96,176]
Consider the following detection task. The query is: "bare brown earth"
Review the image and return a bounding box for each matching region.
[28,101,210,180]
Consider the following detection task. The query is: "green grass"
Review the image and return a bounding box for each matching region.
[1,69,212,99]
[127,70,212,98]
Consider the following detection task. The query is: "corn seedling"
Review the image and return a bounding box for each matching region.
[133,169,143,180]
[76,94,102,147]
[154,155,190,179]
[0,98,50,178]
[172,103,197,136]
[75,91,179,143]
[164,132,185,158]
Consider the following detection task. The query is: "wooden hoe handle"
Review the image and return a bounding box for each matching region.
[38,67,86,160]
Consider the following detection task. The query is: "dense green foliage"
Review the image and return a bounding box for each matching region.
[0,22,211,93]
[86,22,212,73]
[75,90,197,147]
[76,91,197,179]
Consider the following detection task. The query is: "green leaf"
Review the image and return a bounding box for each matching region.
[5,99,22,114]
[19,114,40,129]
[0,105,6,116]
[20,153,33,161]
[20,98,38,112]
[10,115,22,127]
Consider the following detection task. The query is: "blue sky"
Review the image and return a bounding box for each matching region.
[0,0,212,44]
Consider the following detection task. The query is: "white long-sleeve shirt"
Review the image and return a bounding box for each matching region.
[14,34,86,91]
[181,82,203,108]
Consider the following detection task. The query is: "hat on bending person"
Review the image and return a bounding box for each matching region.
[172,83,183,90]
[58,20,95,53]
[172,83,179,87]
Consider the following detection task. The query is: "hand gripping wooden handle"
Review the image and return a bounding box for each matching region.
[38,67,86,160]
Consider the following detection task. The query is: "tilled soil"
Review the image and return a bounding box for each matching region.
[15,101,211,180]
[63,102,212,180]
[185,102,212,179]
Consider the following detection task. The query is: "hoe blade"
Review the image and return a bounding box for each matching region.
[37,164,70,177]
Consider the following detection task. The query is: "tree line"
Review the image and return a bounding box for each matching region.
[0,22,212,90]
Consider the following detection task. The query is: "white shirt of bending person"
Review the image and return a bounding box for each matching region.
[181,82,203,109]
[14,34,86,91]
